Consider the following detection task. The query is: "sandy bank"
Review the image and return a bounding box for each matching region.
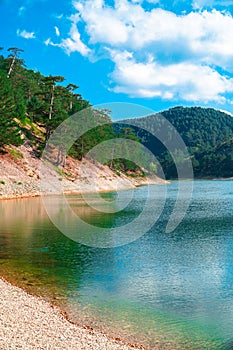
[0,278,143,350]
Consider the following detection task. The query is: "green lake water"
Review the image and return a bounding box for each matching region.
[1,180,233,349]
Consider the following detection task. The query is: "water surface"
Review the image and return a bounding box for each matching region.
[0,181,233,349]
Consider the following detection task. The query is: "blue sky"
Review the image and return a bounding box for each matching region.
[1,0,233,116]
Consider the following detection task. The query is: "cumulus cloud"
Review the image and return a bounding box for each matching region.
[109,50,233,102]
[17,29,35,39]
[74,1,233,67]
[48,0,233,102]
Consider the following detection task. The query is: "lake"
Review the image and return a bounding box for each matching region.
[0,180,233,349]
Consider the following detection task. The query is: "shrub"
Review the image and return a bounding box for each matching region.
[8,148,23,159]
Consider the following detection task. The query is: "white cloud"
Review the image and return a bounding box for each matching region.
[60,30,91,56]
[45,38,54,46]
[74,0,130,46]
[46,16,91,56]
[55,26,60,37]
[219,109,233,116]
[48,0,233,103]
[109,50,233,102]
[74,2,233,67]
[17,29,36,39]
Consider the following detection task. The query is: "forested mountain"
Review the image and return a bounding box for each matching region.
[1,48,233,179]
[131,106,233,178]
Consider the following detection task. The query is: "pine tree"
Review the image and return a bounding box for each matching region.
[6,47,24,78]
[0,72,22,147]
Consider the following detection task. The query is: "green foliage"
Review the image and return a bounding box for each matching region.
[7,47,233,179]
[0,48,91,154]
[149,162,158,174]
[110,123,152,174]
[69,109,114,161]
[8,148,23,159]
[133,106,233,179]
[0,47,151,177]
[0,71,22,147]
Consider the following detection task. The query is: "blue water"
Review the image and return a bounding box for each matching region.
[1,180,233,349]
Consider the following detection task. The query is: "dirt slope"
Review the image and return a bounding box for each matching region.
[0,141,166,199]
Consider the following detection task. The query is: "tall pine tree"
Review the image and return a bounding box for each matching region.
[0,72,22,147]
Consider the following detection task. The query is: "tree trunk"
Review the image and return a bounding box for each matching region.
[45,126,51,141]
[49,84,55,120]
[7,54,16,78]
[110,148,114,169]
[56,145,66,167]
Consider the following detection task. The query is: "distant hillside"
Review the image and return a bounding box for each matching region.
[127,106,233,179]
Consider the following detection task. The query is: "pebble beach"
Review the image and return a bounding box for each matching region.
[0,278,142,350]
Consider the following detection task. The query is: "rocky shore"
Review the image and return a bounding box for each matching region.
[0,278,142,350]
[0,142,167,200]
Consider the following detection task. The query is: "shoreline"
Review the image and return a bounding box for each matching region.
[0,144,163,349]
[3,177,233,201]
[0,276,144,350]
[0,143,168,201]
[0,176,168,201]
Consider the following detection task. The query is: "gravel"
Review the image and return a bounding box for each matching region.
[0,278,142,350]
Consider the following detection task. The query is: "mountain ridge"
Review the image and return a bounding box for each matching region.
[124,106,233,179]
